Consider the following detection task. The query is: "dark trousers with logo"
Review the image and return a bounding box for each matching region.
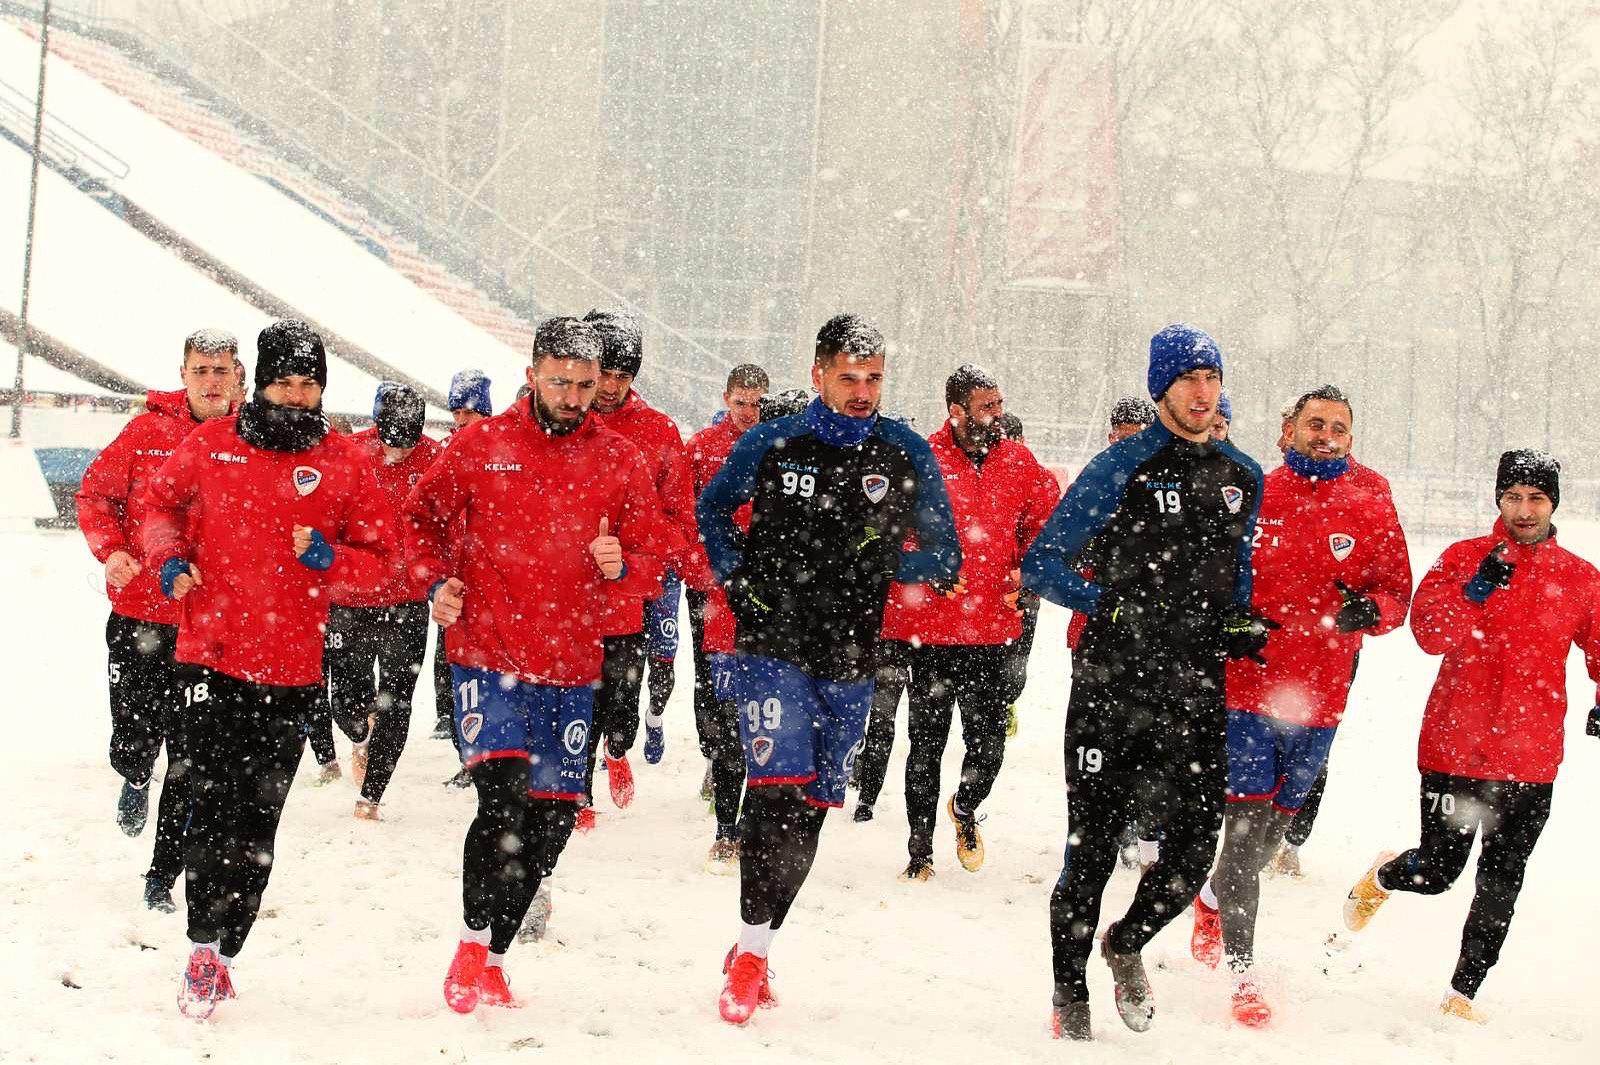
[687,589,745,833]
[181,668,312,957]
[106,613,190,887]
[853,639,912,810]
[322,601,430,803]
[1377,771,1553,999]
[463,758,578,954]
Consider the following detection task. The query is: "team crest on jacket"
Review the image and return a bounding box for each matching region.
[461,712,484,744]
[1221,485,1243,514]
[1329,533,1356,562]
[751,736,775,767]
[293,465,322,496]
[862,473,889,504]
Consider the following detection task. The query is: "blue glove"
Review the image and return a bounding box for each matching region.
[1586,705,1599,739]
[159,557,191,598]
[297,529,334,571]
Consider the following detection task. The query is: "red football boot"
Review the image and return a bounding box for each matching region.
[1191,897,1222,969]
[1231,974,1272,1028]
[719,949,771,1025]
[478,964,521,1008]
[444,940,489,1014]
[722,944,776,1008]
[606,754,635,808]
[574,806,598,834]
[177,945,224,1019]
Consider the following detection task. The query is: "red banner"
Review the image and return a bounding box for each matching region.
[1005,42,1120,288]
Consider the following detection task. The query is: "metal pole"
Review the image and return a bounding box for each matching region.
[11,0,53,439]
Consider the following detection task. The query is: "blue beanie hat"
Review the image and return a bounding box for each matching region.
[447,369,492,415]
[1217,392,1233,422]
[1148,324,1223,400]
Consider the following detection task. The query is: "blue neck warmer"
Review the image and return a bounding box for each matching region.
[806,396,877,447]
[1284,448,1349,481]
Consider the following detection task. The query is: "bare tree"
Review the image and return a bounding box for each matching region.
[1436,0,1600,464]
[1200,0,1456,358]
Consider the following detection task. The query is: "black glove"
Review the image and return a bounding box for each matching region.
[1464,543,1515,604]
[1586,705,1599,739]
[1334,580,1382,634]
[1221,606,1281,665]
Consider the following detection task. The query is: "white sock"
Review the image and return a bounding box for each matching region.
[218,954,234,969]
[460,923,491,946]
[487,950,506,969]
[738,921,775,959]
[190,938,220,955]
[1199,881,1218,910]
[1282,842,1299,854]
[1137,838,1160,866]
[645,710,665,728]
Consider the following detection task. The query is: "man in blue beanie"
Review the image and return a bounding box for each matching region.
[1211,392,1233,442]
[434,370,495,751]
[448,370,493,429]
[1023,322,1273,1040]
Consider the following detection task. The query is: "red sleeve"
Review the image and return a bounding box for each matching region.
[1410,543,1484,656]
[614,453,667,601]
[76,422,139,560]
[403,439,470,589]
[327,462,395,594]
[1017,452,1061,559]
[659,436,718,591]
[140,437,202,568]
[1358,497,1413,635]
[1573,573,1600,707]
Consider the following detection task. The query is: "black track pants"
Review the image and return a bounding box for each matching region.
[105,613,190,886]
[461,758,578,954]
[852,640,911,809]
[903,643,1009,861]
[324,602,429,802]
[1378,771,1552,999]
[181,668,312,958]
[739,785,828,930]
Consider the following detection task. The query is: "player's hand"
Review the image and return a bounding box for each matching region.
[293,525,313,556]
[1003,568,1024,614]
[1586,705,1599,739]
[589,517,624,579]
[105,550,142,590]
[1221,606,1280,665]
[1333,580,1381,633]
[165,561,201,601]
[929,574,967,598]
[1465,542,1515,603]
[295,526,334,571]
[432,577,466,626]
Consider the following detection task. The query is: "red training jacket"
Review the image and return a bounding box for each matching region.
[142,417,395,686]
[686,416,752,654]
[882,428,1059,646]
[1410,519,1600,784]
[331,427,442,608]
[1227,462,1413,728]
[77,389,206,625]
[403,398,668,687]
[591,389,714,636]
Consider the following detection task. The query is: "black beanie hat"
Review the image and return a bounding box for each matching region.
[1496,448,1560,510]
[256,319,328,390]
[583,309,643,377]
[372,382,425,448]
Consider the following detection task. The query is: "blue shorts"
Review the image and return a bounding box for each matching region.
[732,653,874,808]
[451,665,594,802]
[645,571,682,661]
[1226,708,1337,813]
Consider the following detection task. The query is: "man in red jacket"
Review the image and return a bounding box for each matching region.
[880,365,1057,878]
[686,362,769,867]
[76,328,238,913]
[1344,449,1600,1022]
[143,320,394,1017]
[405,317,666,1014]
[1187,385,1412,1025]
[319,383,442,819]
[578,309,713,824]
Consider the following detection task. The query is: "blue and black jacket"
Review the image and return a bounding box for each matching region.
[698,398,961,682]
[1022,420,1263,659]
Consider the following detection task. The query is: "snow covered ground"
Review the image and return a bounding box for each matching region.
[1,522,1596,1064]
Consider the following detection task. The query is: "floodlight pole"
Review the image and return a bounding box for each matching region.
[11,0,53,439]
